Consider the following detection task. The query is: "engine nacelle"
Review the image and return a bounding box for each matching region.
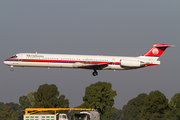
[120,60,144,68]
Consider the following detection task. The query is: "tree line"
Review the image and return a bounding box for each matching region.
[0,81,180,120]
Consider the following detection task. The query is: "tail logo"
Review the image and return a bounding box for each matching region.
[152,48,159,55]
[144,43,173,57]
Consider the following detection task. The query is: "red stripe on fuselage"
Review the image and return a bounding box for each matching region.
[5,58,120,65]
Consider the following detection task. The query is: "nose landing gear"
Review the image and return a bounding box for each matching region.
[92,70,98,76]
[10,66,14,72]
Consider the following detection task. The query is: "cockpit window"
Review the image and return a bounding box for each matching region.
[10,55,17,58]
[62,115,66,118]
[74,114,87,120]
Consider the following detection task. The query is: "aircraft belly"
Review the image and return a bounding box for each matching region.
[107,65,138,70]
[15,62,49,67]
[13,62,73,68]
[48,62,73,68]
[107,65,124,70]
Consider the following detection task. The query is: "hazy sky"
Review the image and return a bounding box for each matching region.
[0,1,180,109]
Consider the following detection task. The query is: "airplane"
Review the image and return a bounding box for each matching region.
[4,43,173,76]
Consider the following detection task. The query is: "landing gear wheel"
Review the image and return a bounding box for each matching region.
[10,68,14,72]
[92,71,98,76]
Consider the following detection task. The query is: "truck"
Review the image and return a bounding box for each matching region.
[24,108,95,120]
[24,113,68,120]
[74,111,100,120]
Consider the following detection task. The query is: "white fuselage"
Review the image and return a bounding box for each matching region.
[4,43,172,76]
[4,53,160,70]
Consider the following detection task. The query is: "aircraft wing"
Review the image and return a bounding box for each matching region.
[79,62,112,70]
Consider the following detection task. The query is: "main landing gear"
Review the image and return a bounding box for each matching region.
[92,70,98,76]
[10,66,14,72]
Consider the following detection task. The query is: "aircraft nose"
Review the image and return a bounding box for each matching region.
[4,59,10,65]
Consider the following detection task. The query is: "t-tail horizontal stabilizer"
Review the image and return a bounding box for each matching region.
[144,43,174,57]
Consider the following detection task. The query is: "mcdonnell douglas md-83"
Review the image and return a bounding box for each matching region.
[4,43,173,76]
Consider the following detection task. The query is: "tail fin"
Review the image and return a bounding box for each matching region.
[144,43,173,57]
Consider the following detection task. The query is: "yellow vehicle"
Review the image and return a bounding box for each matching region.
[24,108,94,120]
